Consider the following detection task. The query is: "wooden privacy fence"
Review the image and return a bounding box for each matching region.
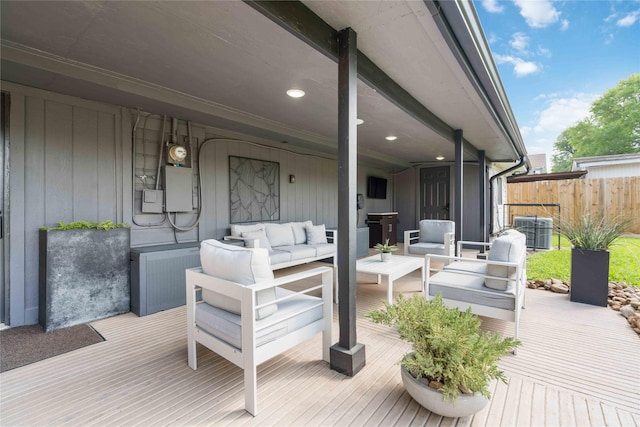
[506,176,640,235]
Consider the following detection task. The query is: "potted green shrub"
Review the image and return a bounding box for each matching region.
[39,220,130,331]
[366,294,520,417]
[374,238,398,262]
[562,214,631,306]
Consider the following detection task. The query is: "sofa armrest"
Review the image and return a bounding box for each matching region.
[403,229,420,255]
[325,229,337,245]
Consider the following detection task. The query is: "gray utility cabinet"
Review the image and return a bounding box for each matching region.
[130,242,201,316]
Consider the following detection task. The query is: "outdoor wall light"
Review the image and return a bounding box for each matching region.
[289,174,296,183]
[436,155,445,161]
[385,135,397,141]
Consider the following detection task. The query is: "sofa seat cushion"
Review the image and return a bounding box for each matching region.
[265,223,296,247]
[408,242,446,255]
[195,288,324,350]
[200,239,276,320]
[308,243,336,258]
[268,250,292,265]
[273,245,317,261]
[429,271,516,311]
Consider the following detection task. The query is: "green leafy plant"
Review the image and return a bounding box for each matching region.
[560,214,631,250]
[366,294,520,402]
[373,238,398,253]
[40,220,129,231]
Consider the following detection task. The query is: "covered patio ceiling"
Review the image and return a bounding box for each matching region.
[0,0,527,170]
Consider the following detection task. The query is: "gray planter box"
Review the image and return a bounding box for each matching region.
[570,248,609,307]
[39,228,131,331]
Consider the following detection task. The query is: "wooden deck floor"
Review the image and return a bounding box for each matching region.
[1,261,639,426]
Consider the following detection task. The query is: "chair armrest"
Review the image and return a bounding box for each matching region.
[222,235,259,248]
[444,232,455,257]
[456,240,492,256]
[403,229,420,255]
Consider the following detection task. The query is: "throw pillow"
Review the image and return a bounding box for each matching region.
[241,229,272,251]
[306,224,328,245]
[230,223,265,238]
[291,220,313,244]
[265,223,296,247]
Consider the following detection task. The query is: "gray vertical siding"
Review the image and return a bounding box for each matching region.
[4,81,397,326]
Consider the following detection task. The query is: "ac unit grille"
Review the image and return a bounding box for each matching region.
[513,217,553,249]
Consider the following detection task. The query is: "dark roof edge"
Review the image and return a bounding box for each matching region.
[428,0,529,167]
[507,170,588,183]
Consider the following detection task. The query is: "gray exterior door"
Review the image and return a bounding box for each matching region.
[420,166,450,220]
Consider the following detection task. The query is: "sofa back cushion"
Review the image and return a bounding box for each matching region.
[230,223,264,238]
[291,220,313,244]
[419,220,455,244]
[200,239,277,319]
[486,231,526,290]
[265,223,295,247]
[241,229,272,250]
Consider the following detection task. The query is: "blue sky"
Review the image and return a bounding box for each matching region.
[476,0,640,164]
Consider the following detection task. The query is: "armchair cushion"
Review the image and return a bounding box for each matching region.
[419,220,455,244]
[195,287,324,350]
[265,223,295,247]
[306,224,328,245]
[486,231,526,291]
[407,242,448,256]
[200,239,277,319]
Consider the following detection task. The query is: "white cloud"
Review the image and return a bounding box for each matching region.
[514,0,561,28]
[510,32,530,52]
[495,54,542,77]
[617,10,640,27]
[533,94,597,135]
[537,46,552,57]
[520,126,533,137]
[482,0,504,13]
[560,19,569,31]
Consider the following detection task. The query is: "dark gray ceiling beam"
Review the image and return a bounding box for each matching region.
[245,0,455,143]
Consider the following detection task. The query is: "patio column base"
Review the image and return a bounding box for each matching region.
[330,343,366,377]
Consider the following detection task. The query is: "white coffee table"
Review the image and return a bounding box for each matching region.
[356,254,425,303]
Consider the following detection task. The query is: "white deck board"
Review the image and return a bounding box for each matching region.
[1,259,638,426]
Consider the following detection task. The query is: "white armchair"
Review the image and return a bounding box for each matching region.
[186,239,333,416]
[404,219,455,257]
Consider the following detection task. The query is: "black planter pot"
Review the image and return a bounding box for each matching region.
[39,228,131,331]
[570,248,609,307]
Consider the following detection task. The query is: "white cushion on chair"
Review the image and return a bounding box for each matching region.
[419,220,454,244]
[241,229,272,250]
[200,239,277,319]
[291,221,313,244]
[486,231,526,290]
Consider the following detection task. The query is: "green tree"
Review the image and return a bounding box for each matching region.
[552,74,640,172]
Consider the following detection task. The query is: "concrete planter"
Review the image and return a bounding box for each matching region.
[39,228,130,331]
[401,365,490,418]
[570,248,609,307]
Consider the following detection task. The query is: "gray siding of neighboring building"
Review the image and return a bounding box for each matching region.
[4,81,394,326]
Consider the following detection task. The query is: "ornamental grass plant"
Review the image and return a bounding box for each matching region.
[560,214,631,250]
[366,294,520,402]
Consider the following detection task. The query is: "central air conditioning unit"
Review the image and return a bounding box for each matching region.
[513,216,553,250]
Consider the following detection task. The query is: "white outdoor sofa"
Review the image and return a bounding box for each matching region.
[424,229,527,350]
[186,239,333,415]
[224,221,337,271]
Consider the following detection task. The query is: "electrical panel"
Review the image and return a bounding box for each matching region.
[142,189,164,213]
[163,166,193,212]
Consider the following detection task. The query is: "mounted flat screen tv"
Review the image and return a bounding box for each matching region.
[367,176,387,199]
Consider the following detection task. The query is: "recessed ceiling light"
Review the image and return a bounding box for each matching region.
[385,135,397,141]
[356,118,364,125]
[286,89,305,98]
[436,155,445,161]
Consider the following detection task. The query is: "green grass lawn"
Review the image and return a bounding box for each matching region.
[526,235,640,287]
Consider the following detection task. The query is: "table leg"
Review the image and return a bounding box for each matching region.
[388,277,394,303]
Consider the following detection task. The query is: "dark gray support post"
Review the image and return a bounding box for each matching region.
[330,27,366,377]
[454,129,463,243]
[478,150,487,244]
